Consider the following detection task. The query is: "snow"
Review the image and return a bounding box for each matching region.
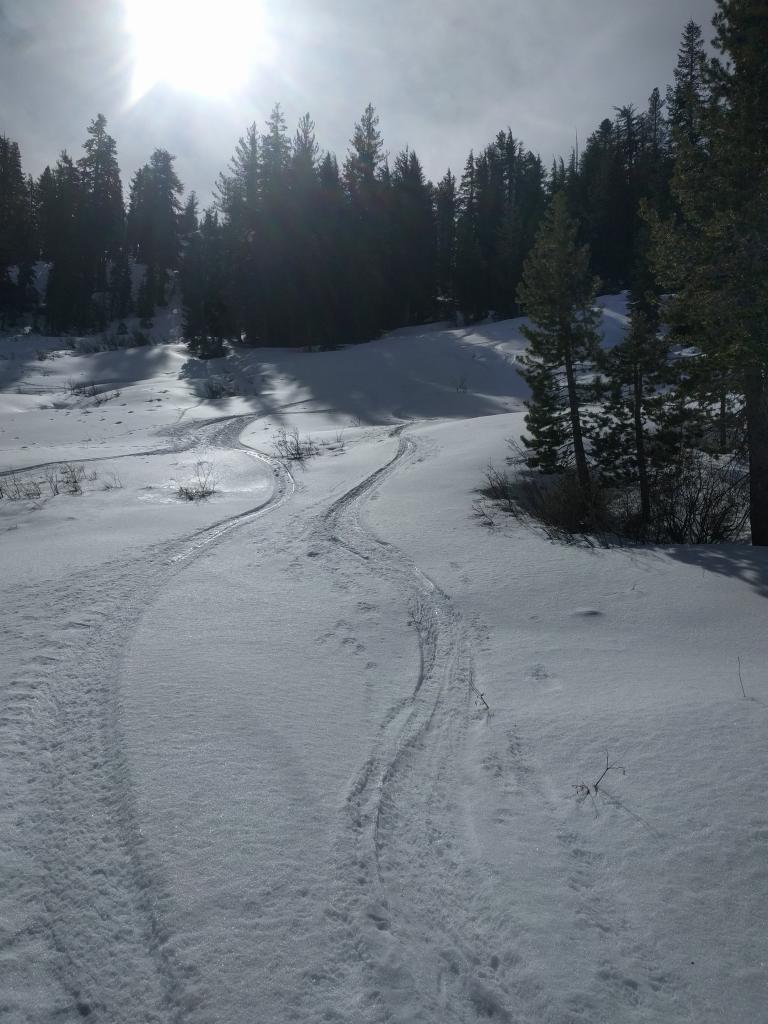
[2,302,767,1023]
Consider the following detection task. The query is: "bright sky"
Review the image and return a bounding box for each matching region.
[0,0,718,204]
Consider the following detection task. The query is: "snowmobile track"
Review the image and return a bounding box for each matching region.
[307,426,506,1022]
[1,417,293,1023]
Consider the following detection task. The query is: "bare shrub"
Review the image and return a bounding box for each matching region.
[102,471,124,491]
[60,462,87,495]
[641,454,748,544]
[272,427,319,462]
[482,462,613,544]
[0,471,41,501]
[177,460,217,501]
[574,751,626,804]
[44,467,60,496]
[67,379,99,398]
[92,389,120,406]
[483,441,748,546]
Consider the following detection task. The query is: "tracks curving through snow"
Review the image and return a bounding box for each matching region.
[298,427,511,1023]
[1,417,293,1023]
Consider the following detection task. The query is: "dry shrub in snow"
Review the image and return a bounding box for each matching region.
[0,462,96,501]
[272,427,319,462]
[177,460,217,501]
[483,464,613,544]
[484,449,749,546]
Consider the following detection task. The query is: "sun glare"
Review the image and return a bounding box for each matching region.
[125,0,267,101]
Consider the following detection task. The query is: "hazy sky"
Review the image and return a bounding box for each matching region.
[0,0,719,204]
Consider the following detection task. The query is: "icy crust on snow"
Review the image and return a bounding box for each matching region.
[2,298,767,1023]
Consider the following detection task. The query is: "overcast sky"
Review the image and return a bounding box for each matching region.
[1,0,719,204]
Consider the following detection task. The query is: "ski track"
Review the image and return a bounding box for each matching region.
[291,426,501,1023]
[292,428,690,1024]
[1,416,293,1024]
[3,418,693,1023]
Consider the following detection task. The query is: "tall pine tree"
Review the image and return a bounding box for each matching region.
[517,193,602,491]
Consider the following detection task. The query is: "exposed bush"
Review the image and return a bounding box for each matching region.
[0,462,96,501]
[272,427,319,462]
[177,460,217,500]
[188,335,226,360]
[482,448,749,546]
[641,454,749,544]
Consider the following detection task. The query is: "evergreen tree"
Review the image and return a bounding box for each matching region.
[651,1,768,544]
[45,151,89,332]
[0,135,33,324]
[182,210,230,358]
[517,193,602,490]
[126,149,183,307]
[77,114,124,295]
[435,169,457,303]
[590,266,670,523]
[343,104,387,339]
[216,124,260,343]
[108,251,133,321]
[454,152,488,320]
[666,20,710,150]
[180,192,199,237]
[343,103,384,193]
[387,148,436,325]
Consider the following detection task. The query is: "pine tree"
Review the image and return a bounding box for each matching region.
[387,148,436,326]
[343,103,384,193]
[216,124,260,343]
[182,210,230,358]
[517,193,602,490]
[666,20,710,151]
[0,136,34,325]
[454,152,488,321]
[126,149,183,308]
[651,1,768,544]
[343,104,387,339]
[180,192,199,237]
[108,251,133,321]
[590,268,669,523]
[45,151,89,332]
[77,114,124,295]
[435,169,457,303]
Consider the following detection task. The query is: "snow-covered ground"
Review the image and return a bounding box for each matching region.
[2,301,766,1024]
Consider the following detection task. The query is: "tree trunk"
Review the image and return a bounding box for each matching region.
[744,366,768,546]
[633,364,651,522]
[719,388,728,454]
[564,349,590,492]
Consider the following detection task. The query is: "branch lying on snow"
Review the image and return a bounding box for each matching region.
[574,750,625,803]
[470,680,490,712]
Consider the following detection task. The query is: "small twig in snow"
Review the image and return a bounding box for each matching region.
[737,656,747,699]
[574,750,625,803]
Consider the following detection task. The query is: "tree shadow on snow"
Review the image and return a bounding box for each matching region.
[664,542,768,601]
[229,325,530,427]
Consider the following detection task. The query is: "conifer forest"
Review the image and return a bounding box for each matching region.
[2,8,767,545]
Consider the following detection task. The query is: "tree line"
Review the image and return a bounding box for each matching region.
[1,0,766,545]
[514,2,768,547]
[2,69,677,344]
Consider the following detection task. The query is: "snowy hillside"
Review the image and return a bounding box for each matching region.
[2,301,767,1024]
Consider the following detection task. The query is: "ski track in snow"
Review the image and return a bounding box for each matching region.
[294,426,508,1022]
[1,416,293,1024]
[287,427,691,1024]
[3,414,708,1023]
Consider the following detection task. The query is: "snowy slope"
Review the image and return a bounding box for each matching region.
[2,303,767,1024]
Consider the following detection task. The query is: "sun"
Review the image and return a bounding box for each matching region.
[125,0,267,100]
